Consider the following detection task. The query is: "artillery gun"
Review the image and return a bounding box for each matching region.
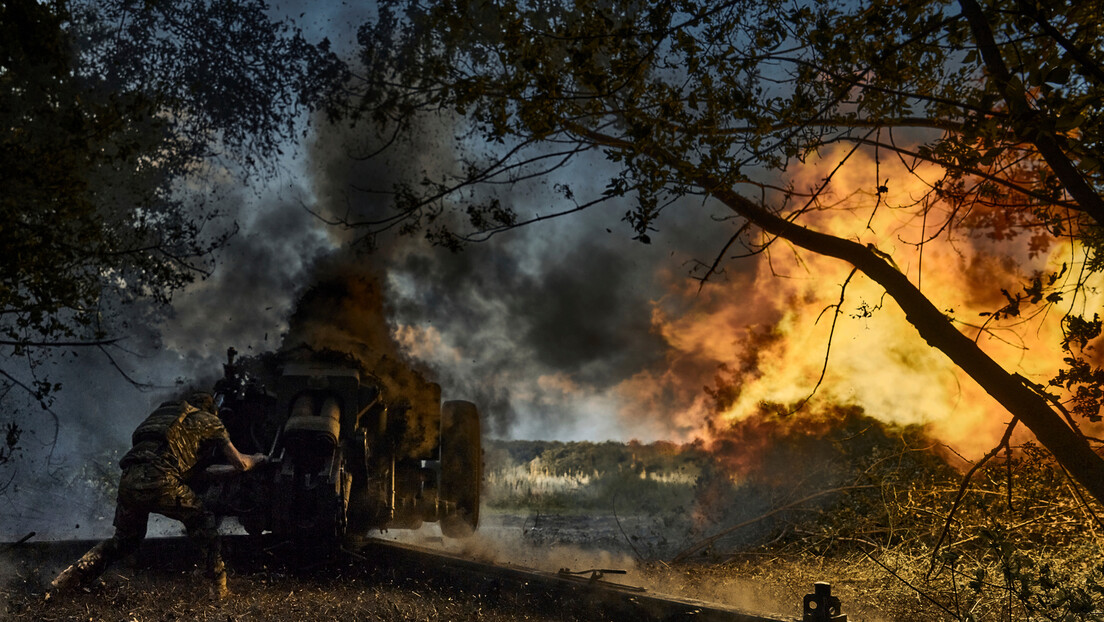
[205,347,481,542]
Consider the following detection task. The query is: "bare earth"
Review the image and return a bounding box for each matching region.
[3,514,913,621]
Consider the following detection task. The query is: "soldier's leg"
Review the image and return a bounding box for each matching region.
[48,540,112,593]
[49,502,147,593]
[156,481,227,597]
[183,511,226,594]
[110,497,149,559]
[179,510,223,575]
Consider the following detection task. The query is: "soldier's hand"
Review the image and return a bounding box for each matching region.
[250,453,268,467]
[204,464,239,478]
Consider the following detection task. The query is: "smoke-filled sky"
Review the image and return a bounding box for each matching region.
[5,3,1098,540]
[301,110,739,440]
[0,113,739,539]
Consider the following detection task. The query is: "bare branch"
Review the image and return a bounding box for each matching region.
[786,267,859,416]
[925,416,1019,579]
[0,339,120,348]
[694,222,752,291]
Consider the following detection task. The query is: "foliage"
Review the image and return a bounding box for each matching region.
[483,438,705,517]
[488,439,699,476]
[70,0,346,167]
[348,0,1104,248]
[0,0,343,449]
[1051,313,1104,422]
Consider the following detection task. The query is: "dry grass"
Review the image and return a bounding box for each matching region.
[3,544,568,621]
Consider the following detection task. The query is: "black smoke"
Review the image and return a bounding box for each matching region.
[304,110,738,439]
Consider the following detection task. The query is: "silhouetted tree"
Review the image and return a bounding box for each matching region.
[0,0,343,448]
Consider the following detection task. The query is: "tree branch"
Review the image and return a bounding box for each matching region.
[0,339,120,348]
[958,0,1104,226]
[568,121,1104,510]
[925,416,1019,579]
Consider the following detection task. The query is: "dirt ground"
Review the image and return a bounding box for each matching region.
[2,535,576,622]
[1,513,918,621]
[6,565,569,621]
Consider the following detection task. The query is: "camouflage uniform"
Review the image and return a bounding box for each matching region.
[52,397,234,595]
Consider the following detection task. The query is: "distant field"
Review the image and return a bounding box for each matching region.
[483,439,703,516]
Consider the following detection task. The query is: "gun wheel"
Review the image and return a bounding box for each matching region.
[439,400,482,538]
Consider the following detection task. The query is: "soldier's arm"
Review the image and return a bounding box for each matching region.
[220,439,266,471]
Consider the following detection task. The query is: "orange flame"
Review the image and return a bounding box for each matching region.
[386,146,1102,458]
[623,145,1101,457]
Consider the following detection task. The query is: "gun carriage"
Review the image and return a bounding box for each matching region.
[207,347,481,542]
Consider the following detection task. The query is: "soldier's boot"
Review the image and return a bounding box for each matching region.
[209,570,229,600]
[49,539,115,595]
[200,531,228,599]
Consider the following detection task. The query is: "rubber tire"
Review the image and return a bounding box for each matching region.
[439,400,482,538]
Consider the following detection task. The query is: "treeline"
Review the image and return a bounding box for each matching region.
[484,438,706,479]
[482,438,709,516]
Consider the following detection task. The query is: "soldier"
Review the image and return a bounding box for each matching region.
[49,391,265,598]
